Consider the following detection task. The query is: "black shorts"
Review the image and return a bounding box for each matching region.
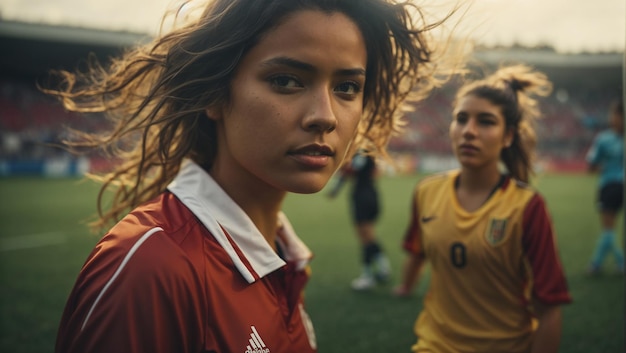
[351,188,380,222]
[598,182,624,212]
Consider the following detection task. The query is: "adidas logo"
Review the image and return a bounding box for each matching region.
[245,326,270,353]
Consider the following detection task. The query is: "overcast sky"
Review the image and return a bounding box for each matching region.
[0,0,624,53]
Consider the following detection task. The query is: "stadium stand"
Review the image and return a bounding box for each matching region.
[390,48,623,173]
[1,21,147,176]
[1,21,623,176]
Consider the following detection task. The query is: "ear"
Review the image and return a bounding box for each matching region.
[205,105,222,121]
[503,127,514,148]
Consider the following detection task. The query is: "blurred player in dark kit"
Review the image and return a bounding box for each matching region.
[328,150,391,290]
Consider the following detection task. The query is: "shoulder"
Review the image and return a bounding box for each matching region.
[106,191,205,252]
[412,171,456,205]
[496,177,546,214]
[505,176,539,197]
[514,186,550,226]
[88,193,206,284]
[595,130,615,144]
[123,192,197,232]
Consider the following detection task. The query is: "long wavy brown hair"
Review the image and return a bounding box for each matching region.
[42,0,461,231]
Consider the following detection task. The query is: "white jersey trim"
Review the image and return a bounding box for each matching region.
[167,160,312,283]
[80,226,164,331]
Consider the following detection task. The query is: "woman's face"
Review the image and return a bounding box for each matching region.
[449,94,513,171]
[208,10,366,197]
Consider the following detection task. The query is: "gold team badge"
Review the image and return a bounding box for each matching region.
[485,218,508,246]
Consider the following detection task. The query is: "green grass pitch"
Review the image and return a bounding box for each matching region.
[0,173,623,352]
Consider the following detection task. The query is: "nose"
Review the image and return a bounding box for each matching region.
[462,118,477,138]
[302,89,337,133]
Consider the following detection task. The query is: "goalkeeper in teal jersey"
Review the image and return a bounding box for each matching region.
[586,99,624,275]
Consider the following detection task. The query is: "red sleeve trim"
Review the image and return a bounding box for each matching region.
[402,190,423,256]
[522,194,572,305]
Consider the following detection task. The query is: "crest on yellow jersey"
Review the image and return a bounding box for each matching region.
[485,218,508,246]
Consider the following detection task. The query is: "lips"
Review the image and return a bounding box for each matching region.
[289,144,334,157]
[458,143,479,153]
[288,144,335,168]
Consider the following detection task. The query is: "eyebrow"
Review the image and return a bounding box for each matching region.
[455,111,499,120]
[261,56,366,77]
[477,112,498,119]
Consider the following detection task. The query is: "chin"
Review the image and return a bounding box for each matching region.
[286,178,328,194]
[458,161,480,171]
[290,184,325,195]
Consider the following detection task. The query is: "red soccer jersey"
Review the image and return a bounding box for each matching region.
[403,171,571,353]
[56,161,317,353]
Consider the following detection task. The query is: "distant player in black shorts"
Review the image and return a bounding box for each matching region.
[328,150,391,290]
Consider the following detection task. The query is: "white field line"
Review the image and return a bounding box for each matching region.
[0,232,68,251]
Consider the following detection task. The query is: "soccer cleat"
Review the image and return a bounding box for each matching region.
[374,255,391,283]
[351,274,376,291]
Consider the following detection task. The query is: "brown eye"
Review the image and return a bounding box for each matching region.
[269,75,302,91]
[334,81,361,95]
[455,113,468,124]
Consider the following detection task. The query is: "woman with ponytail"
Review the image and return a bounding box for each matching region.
[393,65,571,353]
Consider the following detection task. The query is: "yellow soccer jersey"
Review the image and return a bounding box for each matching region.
[402,170,571,353]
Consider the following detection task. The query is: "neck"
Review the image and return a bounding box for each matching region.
[243,202,283,248]
[455,166,503,212]
[209,168,286,249]
[234,190,285,248]
[458,166,502,192]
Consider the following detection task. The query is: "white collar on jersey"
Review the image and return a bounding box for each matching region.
[167,160,312,284]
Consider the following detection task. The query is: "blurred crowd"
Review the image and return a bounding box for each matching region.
[0,78,617,173]
[0,80,107,161]
[389,81,617,172]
